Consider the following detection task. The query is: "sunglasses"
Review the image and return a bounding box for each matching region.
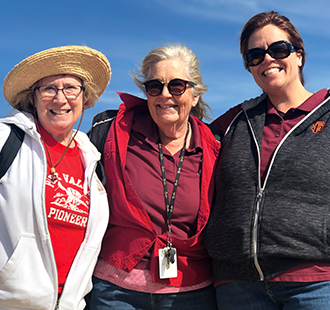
[244,40,297,67]
[143,78,195,97]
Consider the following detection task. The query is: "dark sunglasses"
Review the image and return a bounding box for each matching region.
[143,78,195,97]
[244,40,297,67]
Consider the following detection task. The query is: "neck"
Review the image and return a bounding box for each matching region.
[50,131,76,147]
[37,122,75,147]
[36,107,84,147]
[158,122,192,155]
[267,84,313,113]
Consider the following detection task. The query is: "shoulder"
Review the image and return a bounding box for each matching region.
[87,109,118,139]
[86,109,118,157]
[90,109,118,128]
[0,110,33,149]
[211,93,267,136]
[75,131,98,150]
[193,117,220,150]
[0,122,12,150]
[211,104,243,137]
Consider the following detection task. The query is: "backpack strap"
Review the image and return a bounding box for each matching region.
[0,124,25,179]
[87,109,118,185]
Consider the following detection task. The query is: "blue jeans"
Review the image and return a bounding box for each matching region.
[90,276,217,310]
[216,281,330,310]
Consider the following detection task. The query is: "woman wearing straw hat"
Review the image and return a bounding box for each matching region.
[0,46,111,310]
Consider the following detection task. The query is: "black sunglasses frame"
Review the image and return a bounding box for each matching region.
[143,78,195,97]
[244,40,297,67]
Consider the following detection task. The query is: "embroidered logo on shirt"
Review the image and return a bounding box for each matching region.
[311,121,325,133]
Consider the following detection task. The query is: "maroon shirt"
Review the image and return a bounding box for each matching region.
[213,89,330,282]
[126,113,203,240]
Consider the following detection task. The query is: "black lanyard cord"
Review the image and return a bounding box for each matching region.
[158,123,190,229]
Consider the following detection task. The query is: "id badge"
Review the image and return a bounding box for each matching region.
[158,247,178,279]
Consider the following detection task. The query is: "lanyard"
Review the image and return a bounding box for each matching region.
[158,124,189,246]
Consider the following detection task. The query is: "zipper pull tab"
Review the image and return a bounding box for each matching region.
[256,190,263,202]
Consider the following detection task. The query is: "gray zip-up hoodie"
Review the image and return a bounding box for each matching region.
[204,91,330,282]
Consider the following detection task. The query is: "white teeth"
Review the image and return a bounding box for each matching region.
[52,110,68,115]
[160,105,174,109]
[264,68,280,76]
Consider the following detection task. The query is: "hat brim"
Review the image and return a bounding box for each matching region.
[3,45,111,107]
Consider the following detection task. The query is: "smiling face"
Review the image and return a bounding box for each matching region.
[34,74,84,145]
[146,58,199,137]
[247,24,303,95]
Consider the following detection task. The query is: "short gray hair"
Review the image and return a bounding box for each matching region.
[132,44,211,120]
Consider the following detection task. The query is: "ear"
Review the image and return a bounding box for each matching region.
[83,91,89,106]
[192,95,199,107]
[296,50,303,67]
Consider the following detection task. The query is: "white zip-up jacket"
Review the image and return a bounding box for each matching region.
[0,109,109,310]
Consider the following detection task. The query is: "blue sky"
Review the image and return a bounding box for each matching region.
[1,0,329,132]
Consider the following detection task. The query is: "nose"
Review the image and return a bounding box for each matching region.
[160,84,172,97]
[54,88,68,103]
[264,52,275,62]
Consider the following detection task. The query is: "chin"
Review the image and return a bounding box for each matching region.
[160,117,180,126]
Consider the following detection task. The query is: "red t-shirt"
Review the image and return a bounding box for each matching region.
[39,125,90,294]
[212,89,330,283]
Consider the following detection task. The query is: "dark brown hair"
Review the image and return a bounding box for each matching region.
[240,11,305,84]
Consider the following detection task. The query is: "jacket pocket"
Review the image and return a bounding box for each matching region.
[0,234,54,309]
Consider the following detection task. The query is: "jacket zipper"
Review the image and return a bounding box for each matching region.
[246,105,318,281]
[245,113,265,281]
[252,190,264,281]
[54,300,60,310]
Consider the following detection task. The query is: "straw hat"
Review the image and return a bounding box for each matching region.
[3,45,111,107]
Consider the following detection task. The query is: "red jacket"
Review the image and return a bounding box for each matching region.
[100,92,220,287]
